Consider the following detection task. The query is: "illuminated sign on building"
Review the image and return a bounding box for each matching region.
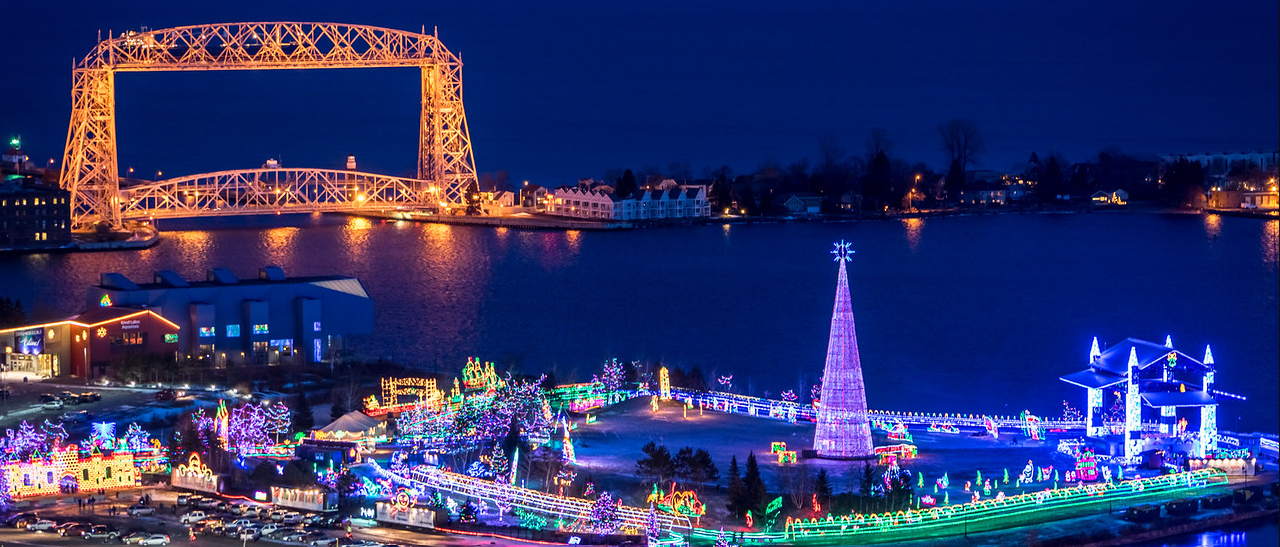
[198,327,216,337]
[120,319,141,330]
[226,325,240,337]
[253,324,269,335]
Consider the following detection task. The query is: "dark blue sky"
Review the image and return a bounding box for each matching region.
[2,1,1276,185]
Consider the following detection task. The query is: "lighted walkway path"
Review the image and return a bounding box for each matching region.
[409,466,692,533]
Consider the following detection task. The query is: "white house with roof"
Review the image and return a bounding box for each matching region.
[548,185,709,220]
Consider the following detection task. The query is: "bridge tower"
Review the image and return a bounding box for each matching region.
[60,23,478,229]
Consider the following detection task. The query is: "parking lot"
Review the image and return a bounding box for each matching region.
[3,489,501,547]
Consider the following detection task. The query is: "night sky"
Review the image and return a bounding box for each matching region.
[2,0,1276,185]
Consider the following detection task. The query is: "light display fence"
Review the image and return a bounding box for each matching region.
[777,469,1225,543]
[410,466,691,533]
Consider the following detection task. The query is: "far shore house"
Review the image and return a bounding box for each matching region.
[959,183,1007,206]
[1091,189,1130,206]
[519,184,548,211]
[547,185,710,220]
[779,192,824,214]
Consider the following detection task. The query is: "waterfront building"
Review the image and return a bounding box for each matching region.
[778,192,824,214]
[0,181,72,248]
[0,307,179,379]
[520,184,548,210]
[86,266,373,367]
[546,185,710,221]
[1060,336,1220,460]
[959,183,1007,206]
[1090,189,1130,206]
[813,241,874,459]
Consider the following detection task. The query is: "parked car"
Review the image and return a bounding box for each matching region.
[79,391,102,403]
[154,388,176,401]
[122,531,152,544]
[83,525,119,539]
[138,533,172,545]
[62,410,92,423]
[308,535,338,546]
[4,512,37,527]
[215,501,232,513]
[58,522,92,536]
[269,510,287,522]
[128,504,156,516]
[41,399,64,410]
[180,511,208,524]
[280,529,312,542]
[227,518,254,529]
[346,541,385,547]
[239,526,262,541]
[176,493,192,506]
[26,519,57,531]
[197,498,219,510]
[229,503,247,515]
[281,512,303,525]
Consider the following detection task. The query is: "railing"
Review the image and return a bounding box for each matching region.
[411,466,691,534]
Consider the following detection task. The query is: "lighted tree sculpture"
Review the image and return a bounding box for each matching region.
[812,240,874,459]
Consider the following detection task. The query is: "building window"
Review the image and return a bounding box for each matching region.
[226,324,241,337]
[253,324,269,335]
[313,321,322,332]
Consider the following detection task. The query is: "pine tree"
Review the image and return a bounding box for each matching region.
[744,452,766,512]
[726,455,744,517]
[813,468,832,512]
[290,391,314,433]
[330,394,348,421]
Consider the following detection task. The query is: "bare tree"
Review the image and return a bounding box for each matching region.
[864,128,894,160]
[818,135,846,174]
[938,119,984,172]
[783,461,815,510]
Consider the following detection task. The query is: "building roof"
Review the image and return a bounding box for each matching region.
[1060,369,1127,390]
[70,307,156,325]
[96,267,369,298]
[317,411,381,434]
[1141,391,1216,408]
[0,307,180,334]
[1090,337,1206,376]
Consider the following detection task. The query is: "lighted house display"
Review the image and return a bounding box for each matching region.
[1060,336,1220,460]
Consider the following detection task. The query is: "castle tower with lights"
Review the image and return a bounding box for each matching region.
[813,240,874,459]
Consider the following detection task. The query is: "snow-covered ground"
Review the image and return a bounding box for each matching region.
[562,397,1095,527]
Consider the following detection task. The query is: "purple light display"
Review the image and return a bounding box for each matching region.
[813,241,874,459]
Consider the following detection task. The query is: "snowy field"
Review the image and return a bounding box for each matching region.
[566,397,1100,526]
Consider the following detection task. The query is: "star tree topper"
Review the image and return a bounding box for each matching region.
[831,240,854,262]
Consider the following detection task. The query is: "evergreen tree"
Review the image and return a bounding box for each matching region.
[814,468,832,511]
[290,391,314,433]
[944,159,965,201]
[616,169,638,198]
[464,180,482,215]
[744,452,767,512]
[1039,155,1066,201]
[330,394,348,421]
[726,455,745,517]
[636,442,676,485]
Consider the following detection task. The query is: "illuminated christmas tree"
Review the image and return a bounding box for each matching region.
[813,240,874,459]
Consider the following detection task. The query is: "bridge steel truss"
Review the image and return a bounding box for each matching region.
[119,168,436,220]
[61,22,477,229]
